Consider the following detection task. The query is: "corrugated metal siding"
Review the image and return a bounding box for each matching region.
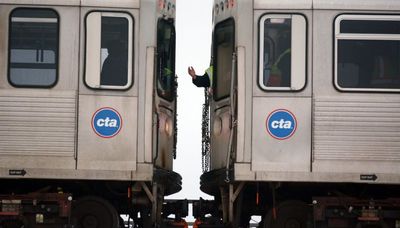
[0,93,76,157]
[314,97,400,162]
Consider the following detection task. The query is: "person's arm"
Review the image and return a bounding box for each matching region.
[192,73,210,87]
[188,66,210,87]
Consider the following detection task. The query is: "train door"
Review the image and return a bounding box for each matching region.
[251,13,312,172]
[0,5,79,170]
[210,18,235,171]
[77,9,138,171]
[153,18,177,170]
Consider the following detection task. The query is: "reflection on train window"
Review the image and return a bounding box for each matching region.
[157,19,176,101]
[340,20,400,34]
[263,18,291,87]
[259,14,306,91]
[85,12,133,90]
[100,17,129,86]
[335,15,400,91]
[8,8,59,87]
[213,18,234,100]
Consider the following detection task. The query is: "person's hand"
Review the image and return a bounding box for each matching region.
[188,66,196,79]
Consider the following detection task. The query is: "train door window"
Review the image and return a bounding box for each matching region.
[8,8,59,87]
[213,18,235,100]
[85,12,133,90]
[259,14,306,91]
[156,19,176,101]
[335,15,400,92]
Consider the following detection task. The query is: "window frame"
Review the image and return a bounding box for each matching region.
[212,17,235,101]
[258,13,307,92]
[156,18,176,102]
[84,11,134,90]
[334,14,400,92]
[8,7,60,88]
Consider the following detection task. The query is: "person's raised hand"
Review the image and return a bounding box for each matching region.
[188,66,196,79]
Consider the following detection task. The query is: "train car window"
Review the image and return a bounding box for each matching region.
[85,12,133,90]
[213,18,235,100]
[8,8,59,87]
[156,19,176,101]
[259,14,306,91]
[335,15,400,92]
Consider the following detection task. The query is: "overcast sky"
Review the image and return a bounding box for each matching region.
[168,0,214,200]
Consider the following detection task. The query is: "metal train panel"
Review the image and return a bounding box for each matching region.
[81,0,140,8]
[0,0,80,6]
[312,8,400,176]
[0,0,178,180]
[77,95,137,171]
[0,0,181,226]
[251,97,311,172]
[211,105,231,170]
[208,0,238,172]
[254,0,312,10]
[0,5,79,170]
[250,8,313,175]
[208,0,400,185]
[76,6,139,172]
[0,0,140,8]
[252,2,400,183]
[202,1,400,226]
[314,0,400,11]
[154,106,175,170]
[313,96,400,174]
[0,90,76,169]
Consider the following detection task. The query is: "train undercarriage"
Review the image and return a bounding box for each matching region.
[193,169,400,228]
[0,169,187,228]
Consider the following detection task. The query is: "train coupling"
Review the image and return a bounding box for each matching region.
[163,199,188,220]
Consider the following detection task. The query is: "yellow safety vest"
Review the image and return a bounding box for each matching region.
[268,49,291,86]
[270,48,291,75]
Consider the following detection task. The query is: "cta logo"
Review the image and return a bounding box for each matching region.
[91,107,122,138]
[266,109,297,140]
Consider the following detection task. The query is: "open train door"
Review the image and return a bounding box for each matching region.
[209,18,236,174]
[152,17,177,173]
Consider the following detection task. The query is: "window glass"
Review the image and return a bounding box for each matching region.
[85,12,133,90]
[338,40,400,89]
[9,8,59,87]
[259,14,306,91]
[263,18,292,87]
[157,19,176,101]
[100,17,129,86]
[213,19,234,100]
[340,20,400,34]
[336,15,400,91]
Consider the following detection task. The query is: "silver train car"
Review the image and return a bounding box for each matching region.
[196,0,400,227]
[0,0,183,227]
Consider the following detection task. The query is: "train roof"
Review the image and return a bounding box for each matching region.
[254,0,400,11]
[0,0,140,8]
